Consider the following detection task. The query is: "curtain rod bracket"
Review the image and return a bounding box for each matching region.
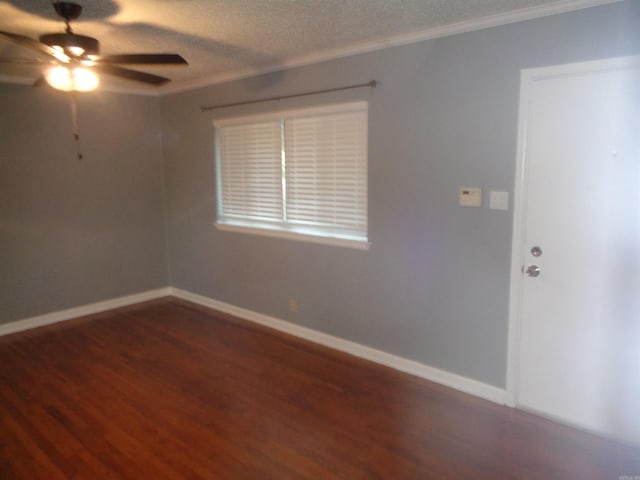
[200,80,377,113]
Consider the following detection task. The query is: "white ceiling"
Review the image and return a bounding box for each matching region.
[0,0,618,94]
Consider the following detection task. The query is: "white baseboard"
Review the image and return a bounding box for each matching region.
[1,286,506,405]
[170,287,507,405]
[0,287,172,337]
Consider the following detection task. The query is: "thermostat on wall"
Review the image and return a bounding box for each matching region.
[459,187,482,207]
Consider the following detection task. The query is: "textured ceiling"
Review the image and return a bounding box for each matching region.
[0,0,618,94]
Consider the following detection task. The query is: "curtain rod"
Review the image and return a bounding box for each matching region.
[200,80,377,112]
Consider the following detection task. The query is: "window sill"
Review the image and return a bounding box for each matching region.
[215,223,371,251]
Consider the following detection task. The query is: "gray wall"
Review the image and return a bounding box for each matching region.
[0,85,168,323]
[162,2,640,388]
[1,2,637,388]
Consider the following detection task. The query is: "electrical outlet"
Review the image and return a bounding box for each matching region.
[288,298,298,313]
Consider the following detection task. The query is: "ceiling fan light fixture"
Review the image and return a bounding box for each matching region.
[51,46,70,63]
[45,65,99,92]
[68,46,85,56]
[72,67,99,91]
[40,33,100,57]
[0,1,186,89]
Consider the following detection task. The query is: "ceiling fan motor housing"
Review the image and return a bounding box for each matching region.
[40,33,100,56]
[53,2,83,22]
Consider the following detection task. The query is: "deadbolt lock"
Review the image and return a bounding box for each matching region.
[530,246,542,257]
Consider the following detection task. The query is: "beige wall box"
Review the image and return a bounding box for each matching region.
[459,187,482,207]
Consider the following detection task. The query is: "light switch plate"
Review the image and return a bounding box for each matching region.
[489,190,509,210]
[459,187,482,207]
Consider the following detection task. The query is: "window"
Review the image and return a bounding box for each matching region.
[214,102,368,249]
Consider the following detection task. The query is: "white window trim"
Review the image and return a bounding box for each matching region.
[214,222,371,250]
[213,101,370,250]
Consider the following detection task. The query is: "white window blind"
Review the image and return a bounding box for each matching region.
[217,120,283,224]
[285,110,367,237]
[215,102,368,248]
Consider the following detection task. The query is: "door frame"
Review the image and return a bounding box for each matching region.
[505,55,640,408]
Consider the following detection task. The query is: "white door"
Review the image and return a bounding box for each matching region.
[508,56,640,446]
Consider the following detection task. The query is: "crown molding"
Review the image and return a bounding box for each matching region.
[161,0,622,95]
[99,84,161,97]
[0,74,33,86]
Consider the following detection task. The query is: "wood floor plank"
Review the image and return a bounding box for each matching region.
[1,297,639,479]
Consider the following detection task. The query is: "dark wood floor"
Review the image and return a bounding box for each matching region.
[0,298,638,479]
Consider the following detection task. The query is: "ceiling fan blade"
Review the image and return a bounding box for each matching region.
[0,57,46,64]
[33,75,46,87]
[95,54,188,65]
[93,65,171,85]
[0,31,59,60]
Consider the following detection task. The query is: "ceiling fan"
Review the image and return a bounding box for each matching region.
[0,1,188,91]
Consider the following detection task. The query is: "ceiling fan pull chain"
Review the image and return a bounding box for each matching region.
[70,92,83,160]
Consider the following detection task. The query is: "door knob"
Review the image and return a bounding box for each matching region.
[526,265,541,277]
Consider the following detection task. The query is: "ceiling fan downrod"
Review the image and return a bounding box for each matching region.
[53,1,83,33]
